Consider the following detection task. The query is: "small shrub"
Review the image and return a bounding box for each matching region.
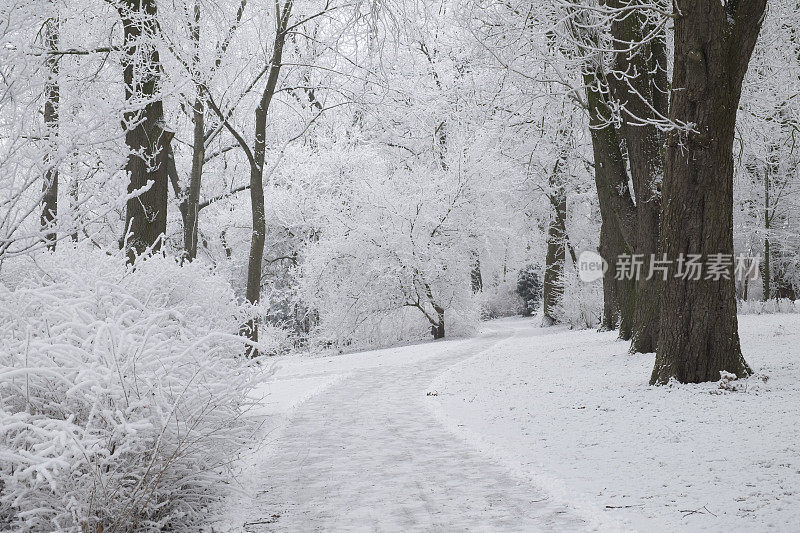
[552,273,603,329]
[516,266,542,317]
[481,279,525,319]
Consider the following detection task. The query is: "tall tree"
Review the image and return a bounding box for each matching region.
[169,0,249,262]
[562,2,639,336]
[652,0,765,384]
[542,151,568,326]
[207,0,293,353]
[183,0,204,262]
[118,0,173,260]
[606,0,669,353]
[40,11,59,250]
[583,70,637,337]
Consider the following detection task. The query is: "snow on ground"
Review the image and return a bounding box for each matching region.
[428,315,800,532]
[208,314,800,532]
[207,331,587,532]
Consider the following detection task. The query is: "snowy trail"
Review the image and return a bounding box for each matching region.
[219,324,587,532]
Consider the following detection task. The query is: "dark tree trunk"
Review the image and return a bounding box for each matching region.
[652,0,764,384]
[69,176,78,242]
[763,237,771,300]
[241,0,292,355]
[599,222,619,331]
[471,255,483,293]
[762,164,771,300]
[184,95,204,261]
[542,180,566,327]
[183,1,204,261]
[118,0,172,260]
[40,14,59,250]
[617,275,636,340]
[608,1,669,353]
[431,306,445,339]
[583,71,637,337]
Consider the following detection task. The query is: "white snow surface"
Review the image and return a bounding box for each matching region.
[210,314,800,532]
[429,315,800,532]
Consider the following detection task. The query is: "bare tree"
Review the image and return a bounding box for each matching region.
[206,0,294,353]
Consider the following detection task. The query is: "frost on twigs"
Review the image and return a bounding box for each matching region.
[0,246,270,532]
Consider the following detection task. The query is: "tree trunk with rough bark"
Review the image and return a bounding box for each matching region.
[608,1,669,353]
[542,179,566,327]
[584,71,637,337]
[431,306,445,339]
[598,222,619,330]
[40,13,59,250]
[762,163,771,300]
[652,0,764,384]
[118,0,172,260]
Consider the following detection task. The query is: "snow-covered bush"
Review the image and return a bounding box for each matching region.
[552,273,603,329]
[0,246,267,532]
[515,266,542,317]
[738,298,798,315]
[481,279,525,319]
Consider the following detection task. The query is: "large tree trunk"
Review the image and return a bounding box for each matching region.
[583,70,637,337]
[432,305,445,339]
[652,0,764,384]
[183,96,204,261]
[617,271,636,340]
[608,1,669,353]
[118,0,172,260]
[40,13,59,250]
[542,181,566,326]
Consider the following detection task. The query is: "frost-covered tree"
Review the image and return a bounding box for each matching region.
[652,0,766,384]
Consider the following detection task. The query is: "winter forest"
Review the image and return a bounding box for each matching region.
[2,0,800,530]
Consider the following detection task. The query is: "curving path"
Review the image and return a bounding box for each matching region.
[219,325,587,532]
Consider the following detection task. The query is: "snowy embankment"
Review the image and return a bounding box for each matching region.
[427,315,800,532]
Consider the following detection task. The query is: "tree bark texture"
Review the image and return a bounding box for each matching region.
[119,0,173,260]
[41,14,59,250]
[542,173,566,326]
[584,71,637,337]
[242,0,292,353]
[608,0,670,353]
[184,2,204,261]
[652,0,764,384]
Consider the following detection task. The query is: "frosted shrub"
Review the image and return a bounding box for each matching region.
[0,246,266,532]
[552,273,603,329]
[480,279,525,319]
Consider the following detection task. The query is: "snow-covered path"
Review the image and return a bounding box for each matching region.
[219,324,586,532]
